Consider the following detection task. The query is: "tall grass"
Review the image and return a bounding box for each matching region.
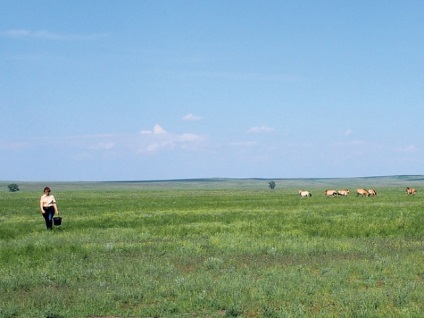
[1,178,423,317]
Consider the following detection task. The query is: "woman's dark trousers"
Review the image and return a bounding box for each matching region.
[43,206,55,230]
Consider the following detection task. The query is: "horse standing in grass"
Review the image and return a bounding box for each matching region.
[368,189,377,196]
[356,188,369,197]
[324,190,338,197]
[299,190,312,198]
[406,187,417,195]
[337,189,350,196]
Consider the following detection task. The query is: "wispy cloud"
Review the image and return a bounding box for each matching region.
[395,145,417,153]
[332,140,365,148]
[182,114,202,121]
[88,142,115,150]
[190,71,301,82]
[0,125,206,158]
[139,124,167,135]
[136,125,206,154]
[0,29,106,40]
[247,125,274,134]
[1,29,60,40]
[71,124,206,155]
[0,139,27,150]
[178,133,204,142]
[229,141,257,147]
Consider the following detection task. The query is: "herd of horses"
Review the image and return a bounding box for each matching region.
[298,187,417,198]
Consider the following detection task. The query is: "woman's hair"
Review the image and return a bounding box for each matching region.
[43,187,51,192]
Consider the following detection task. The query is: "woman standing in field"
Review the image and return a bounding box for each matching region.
[39,187,59,230]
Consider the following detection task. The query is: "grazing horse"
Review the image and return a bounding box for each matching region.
[406,187,417,195]
[368,189,377,196]
[324,190,338,197]
[356,188,369,197]
[337,189,350,196]
[299,190,312,198]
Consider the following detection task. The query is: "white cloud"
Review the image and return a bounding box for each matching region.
[395,145,417,153]
[229,141,257,147]
[0,29,106,40]
[189,71,302,83]
[136,125,206,154]
[144,142,166,153]
[2,124,206,157]
[0,122,208,163]
[88,142,115,150]
[153,124,167,134]
[332,140,365,148]
[247,126,274,134]
[0,139,27,150]
[182,114,202,121]
[178,133,204,142]
[140,124,167,135]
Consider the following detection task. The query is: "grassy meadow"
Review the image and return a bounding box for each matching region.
[1,176,424,318]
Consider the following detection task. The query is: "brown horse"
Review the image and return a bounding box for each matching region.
[356,188,369,197]
[324,190,338,197]
[367,189,377,196]
[406,187,417,195]
[337,189,350,196]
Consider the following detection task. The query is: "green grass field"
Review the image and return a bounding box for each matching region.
[1,176,424,318]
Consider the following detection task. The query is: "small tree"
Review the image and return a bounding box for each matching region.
[268,181,276,190]
[8,184,20,192]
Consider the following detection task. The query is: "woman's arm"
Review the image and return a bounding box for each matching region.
[53,203,59,215]
[40,199,45,214]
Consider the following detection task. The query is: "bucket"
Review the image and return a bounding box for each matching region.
[53,216,62,226]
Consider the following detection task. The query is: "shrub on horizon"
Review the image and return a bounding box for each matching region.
[268,181,276,190]
[7,184,19,192]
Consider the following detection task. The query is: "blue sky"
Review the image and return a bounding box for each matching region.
[1,1,423,181]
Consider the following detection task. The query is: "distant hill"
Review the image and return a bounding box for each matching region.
[1,175,422,192]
